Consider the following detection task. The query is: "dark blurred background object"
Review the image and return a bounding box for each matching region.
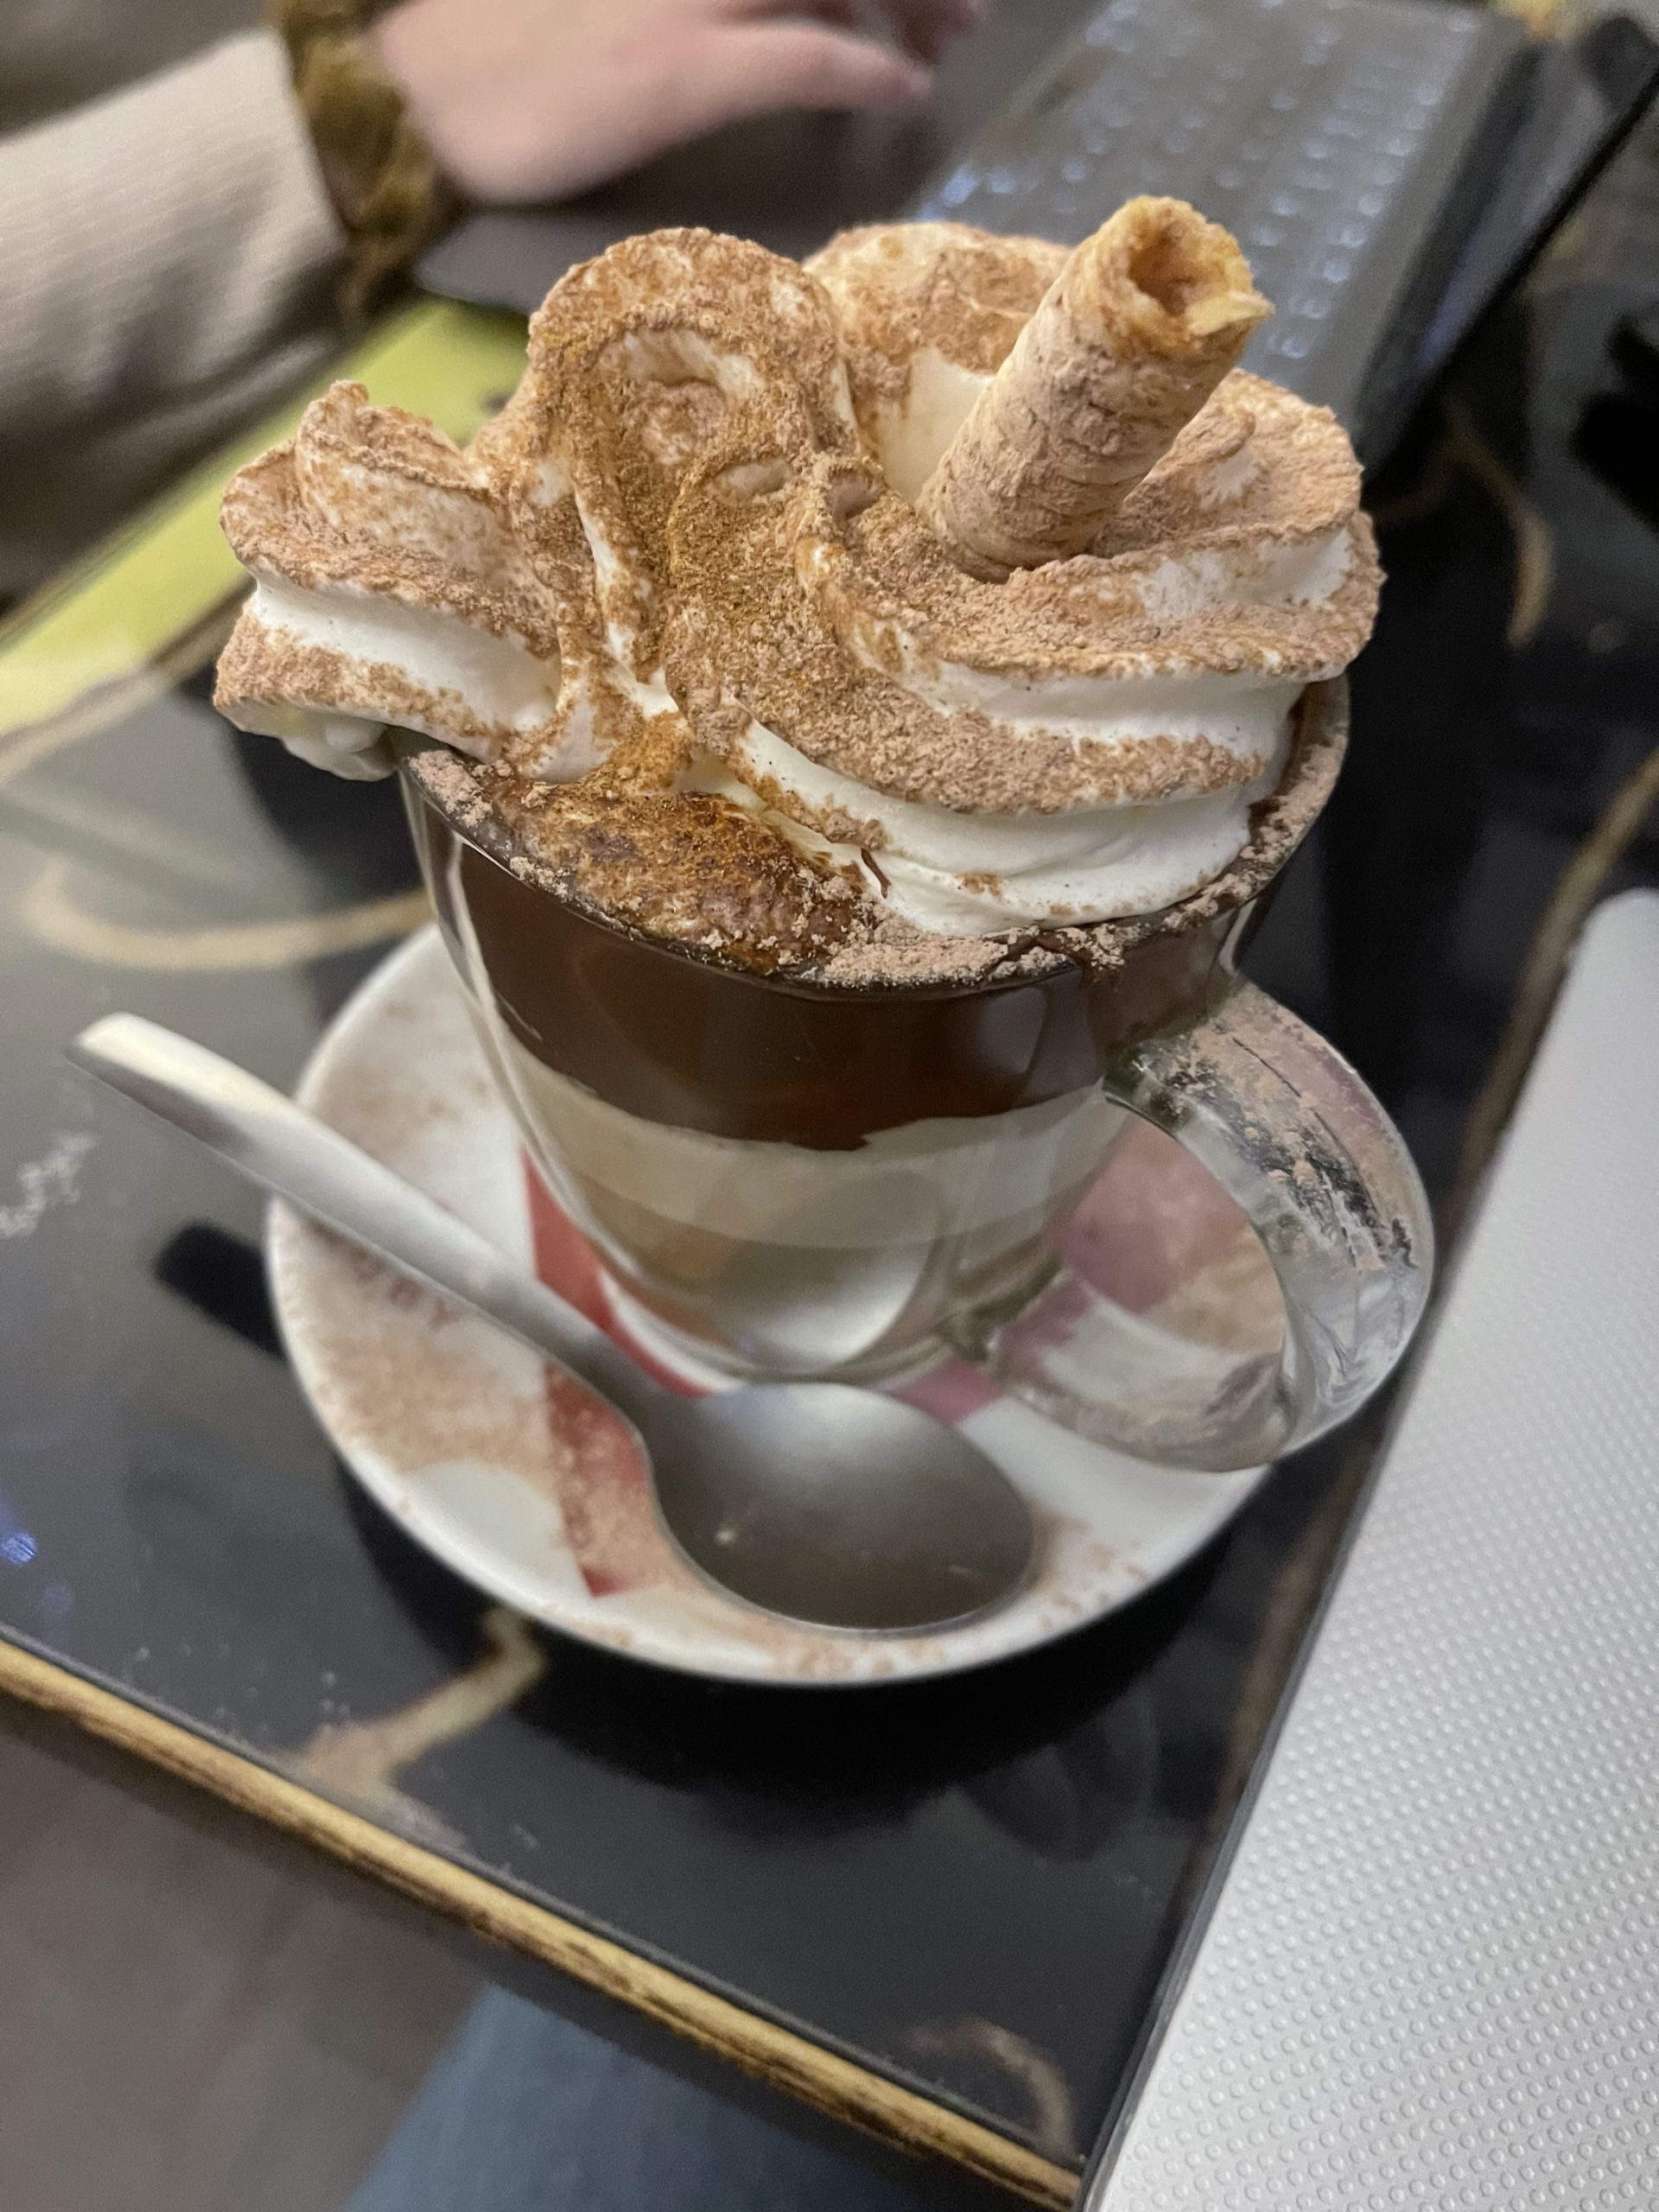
[1574,299,1659,528]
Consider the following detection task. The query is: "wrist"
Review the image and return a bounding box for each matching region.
[270,0,457,318]
[367,1,524,204]
[363,2,442,146]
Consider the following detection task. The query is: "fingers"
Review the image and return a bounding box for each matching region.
[870,0,987,65]
[728,0,984,67]
[709,22,932,116]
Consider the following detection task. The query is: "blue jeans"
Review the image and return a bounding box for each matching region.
[350,1987,941,2212]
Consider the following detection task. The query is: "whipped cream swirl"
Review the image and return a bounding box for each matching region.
[215,220,1379,944]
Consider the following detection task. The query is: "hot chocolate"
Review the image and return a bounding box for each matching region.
[213,200,1391,1395]
[397,682,1340,1376]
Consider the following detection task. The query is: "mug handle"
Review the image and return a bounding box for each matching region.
[953,976,1434,1472]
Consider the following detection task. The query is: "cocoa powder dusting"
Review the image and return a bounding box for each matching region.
[217,218,1378,989]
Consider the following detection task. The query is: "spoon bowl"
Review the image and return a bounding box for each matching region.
[639,1381,1038,1632]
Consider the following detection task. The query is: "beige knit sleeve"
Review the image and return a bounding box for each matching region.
[0,29,345,442]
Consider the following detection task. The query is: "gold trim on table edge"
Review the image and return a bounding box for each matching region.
[0,1635,1078,2209]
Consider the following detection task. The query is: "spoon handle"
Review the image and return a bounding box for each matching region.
[67,1014,664,1425]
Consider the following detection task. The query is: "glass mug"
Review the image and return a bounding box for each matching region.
[400,681,1431,1471]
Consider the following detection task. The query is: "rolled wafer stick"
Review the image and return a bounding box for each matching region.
[918,197,1271,580]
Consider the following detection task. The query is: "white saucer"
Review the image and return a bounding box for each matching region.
[269,926,1264,1686]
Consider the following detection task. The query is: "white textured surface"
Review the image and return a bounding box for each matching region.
[1093,889,1659,2210]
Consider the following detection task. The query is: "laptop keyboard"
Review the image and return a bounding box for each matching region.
[912,0,1521,427]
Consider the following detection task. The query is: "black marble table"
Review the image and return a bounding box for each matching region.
[2,105,1656,2212]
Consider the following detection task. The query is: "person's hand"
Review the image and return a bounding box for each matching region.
[371,0,984,206]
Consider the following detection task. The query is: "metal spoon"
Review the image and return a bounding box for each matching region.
[68,1016,1034,1635]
